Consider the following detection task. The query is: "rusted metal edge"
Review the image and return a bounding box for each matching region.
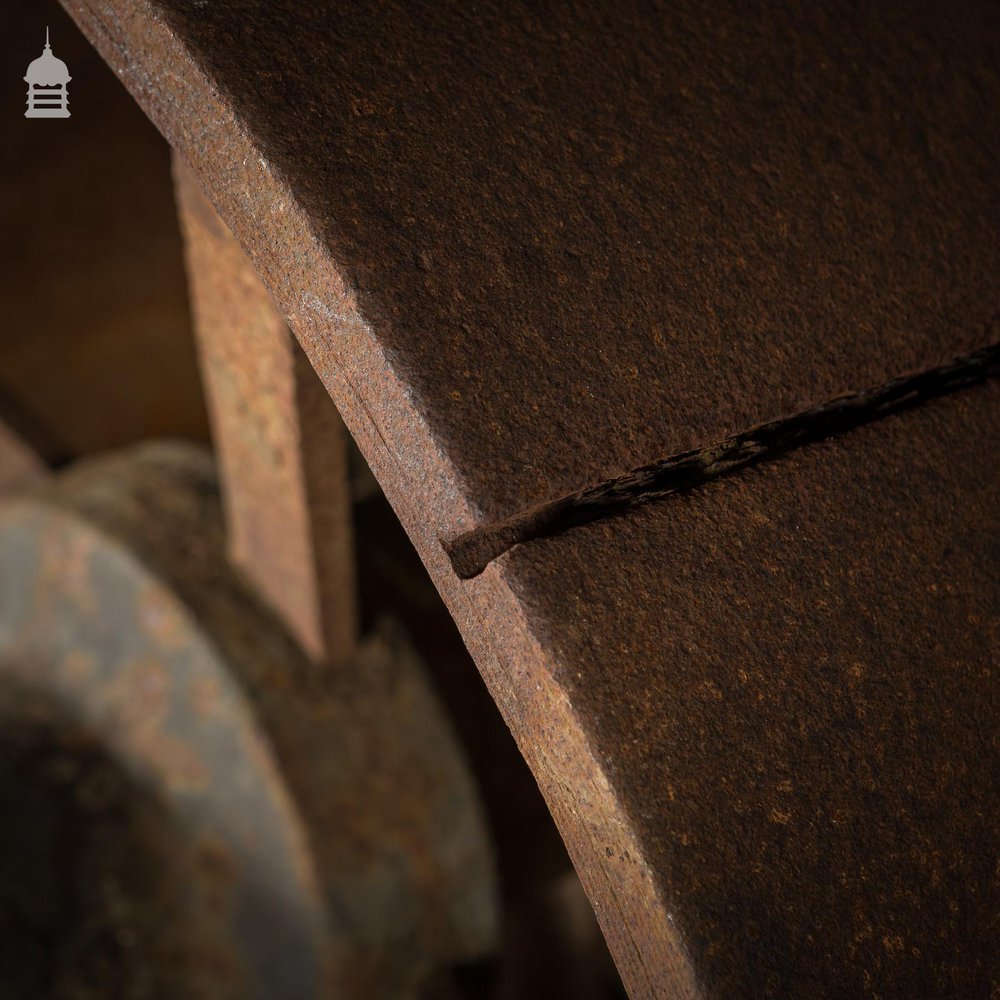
[446,334,1000,578]
[174,158,359,665]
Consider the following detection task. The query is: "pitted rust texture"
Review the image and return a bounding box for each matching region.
[505,381,1000,1000]
[0,444,497,998]
[59,2,1000,996]
[174,160,357,664]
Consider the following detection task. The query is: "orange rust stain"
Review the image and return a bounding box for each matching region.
[106,657,172,732]
[138,584,191,649]
[190,675,224,719]
[60,648,98,684]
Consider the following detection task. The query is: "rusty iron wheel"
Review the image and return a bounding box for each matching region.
[0,441,497,999]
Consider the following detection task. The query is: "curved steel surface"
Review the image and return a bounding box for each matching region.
[58,3,1000,996]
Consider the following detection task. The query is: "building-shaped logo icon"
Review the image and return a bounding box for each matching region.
[24,28,71,118]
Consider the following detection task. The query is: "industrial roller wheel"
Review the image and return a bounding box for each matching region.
[0,441,497,1000]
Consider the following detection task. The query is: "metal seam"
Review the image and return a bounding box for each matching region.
[444,334,1000,579]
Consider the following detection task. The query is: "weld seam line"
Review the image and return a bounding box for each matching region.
[443,337,1000,579]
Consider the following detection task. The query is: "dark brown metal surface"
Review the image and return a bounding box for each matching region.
[0,444,497,998]
[505,379,1000,999]
[61,0,1000,518]
[59,2,1000,996]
